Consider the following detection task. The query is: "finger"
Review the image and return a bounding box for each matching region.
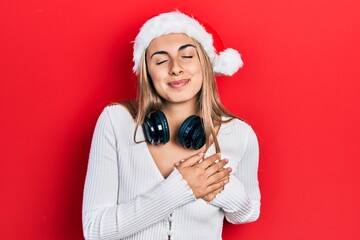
[205,159,228,177]
[180,152,205,168]
[203,180,228,202]
[207,185,225,201]
[209,186,224,196]
[211,172,230,184]
[202,192,215,202]
[206,180,227,193]
[174,158,187,167]
[207,170,229,185]
[207,168,231,184]
[199,153,221,170]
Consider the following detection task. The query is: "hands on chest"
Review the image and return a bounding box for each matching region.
[175,152,232,202]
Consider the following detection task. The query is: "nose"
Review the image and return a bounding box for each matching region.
[169,59,184,76]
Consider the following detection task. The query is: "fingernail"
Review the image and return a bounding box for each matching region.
[198,152,204,156]
[224,180,229,184]
[224,159,229,163]
[227,167,232,172]
[180,159,185,163]
[175,162,180,167]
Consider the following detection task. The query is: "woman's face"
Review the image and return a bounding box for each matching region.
[146,33,203,105]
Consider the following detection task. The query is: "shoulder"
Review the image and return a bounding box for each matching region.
[219,117,259,160]
[220,117,259,147]
[93,103,139,141]
[221,117,254,136]
[102,102,136,122]
[94,103,136,133]
[230,118,259,151]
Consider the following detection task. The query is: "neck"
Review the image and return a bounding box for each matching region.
[162,100,199,121]
[162,99,200,141]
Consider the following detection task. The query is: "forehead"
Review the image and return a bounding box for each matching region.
[147,33,196,53]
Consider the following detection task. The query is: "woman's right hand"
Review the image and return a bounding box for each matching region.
[175,152,231,200]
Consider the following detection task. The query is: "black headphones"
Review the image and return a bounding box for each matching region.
[143,111,206,150]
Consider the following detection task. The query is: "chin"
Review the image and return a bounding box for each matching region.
[166,94,199,104]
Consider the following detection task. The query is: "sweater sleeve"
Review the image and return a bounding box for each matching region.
[82,107,196,240]
[209,124,261,224]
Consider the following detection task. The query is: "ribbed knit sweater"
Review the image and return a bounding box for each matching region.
[82,104,261,240]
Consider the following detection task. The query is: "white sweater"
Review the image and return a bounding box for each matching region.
[82,104,260,240]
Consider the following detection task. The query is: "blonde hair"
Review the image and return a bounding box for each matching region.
[124,39,236,153]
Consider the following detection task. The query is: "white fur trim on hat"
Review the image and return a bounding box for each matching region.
[133,11,243,76]
[213,48,243,76]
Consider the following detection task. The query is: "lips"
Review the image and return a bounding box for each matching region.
[168,79,190,89]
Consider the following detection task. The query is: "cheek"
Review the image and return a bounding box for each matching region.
[148,64,167,80]
[148,73,167,94]
[147,69,162,89]
[189,63,203,83]
[187,60,202,76]
[150,73,165,87]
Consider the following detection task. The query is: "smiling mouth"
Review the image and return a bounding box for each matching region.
[168,79,190,89]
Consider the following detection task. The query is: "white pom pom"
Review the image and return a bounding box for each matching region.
[213,48,243,76]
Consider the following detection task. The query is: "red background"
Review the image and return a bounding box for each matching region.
[1,0,360,239]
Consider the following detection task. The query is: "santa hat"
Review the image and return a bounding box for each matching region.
[133,11,243,76]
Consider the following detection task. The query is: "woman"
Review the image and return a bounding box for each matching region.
[82,11,260,240]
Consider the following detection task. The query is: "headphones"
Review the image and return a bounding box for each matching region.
[143,111,206,150]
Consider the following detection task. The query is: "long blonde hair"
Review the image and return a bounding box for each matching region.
[123,38,236,153]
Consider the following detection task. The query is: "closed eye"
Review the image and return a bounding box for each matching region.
[156,60,168,65]
[182,56,193,59]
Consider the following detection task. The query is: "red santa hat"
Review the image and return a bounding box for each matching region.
[133,11,243,76]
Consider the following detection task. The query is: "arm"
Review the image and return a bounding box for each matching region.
[209,124,261,224]
[82,107,196,240]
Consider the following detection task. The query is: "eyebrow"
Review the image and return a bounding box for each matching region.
[150,44,196,59]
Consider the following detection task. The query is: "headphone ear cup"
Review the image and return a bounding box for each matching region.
[143,116,156,144]
[178,115,206,150]
[160,112,170,143]
[190,124,206,150]
[152,111,170,144]
[144,111,170,144]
